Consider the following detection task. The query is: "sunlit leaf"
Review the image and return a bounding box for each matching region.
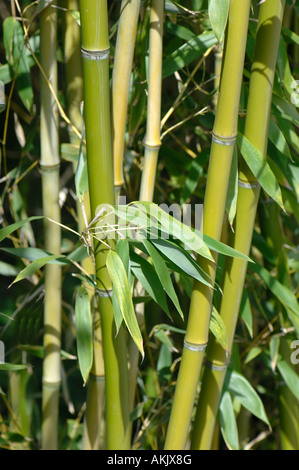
[75,287,93,384]
[237,133,285,210]
[107,250,144,357]
[227,369,270,426]
[219,390,239,450]
[142,239,184,319]
[208,0,230,42]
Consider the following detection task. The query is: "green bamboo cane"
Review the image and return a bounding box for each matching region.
[79,0,130,450]
[39,2,62,450]
[112,0,141,196]
[190,0,286,450]
[63,0,106,449]
[164,0,251,450]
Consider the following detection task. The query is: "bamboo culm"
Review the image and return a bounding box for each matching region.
[190,0,286,450]
[79,0,130,450]
[164,0,251,450]
[39,1,62,450]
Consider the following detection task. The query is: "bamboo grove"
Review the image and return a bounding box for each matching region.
[0,0,298,451]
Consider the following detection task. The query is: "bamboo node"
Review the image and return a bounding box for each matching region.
[212,133,237,146]
[39,161,61,171]
[238,179,260,189]
[183,339,207,352]
[205,359,229,371]
[81,47,110,61]
[89,373,105,382]
[96,287,113,298]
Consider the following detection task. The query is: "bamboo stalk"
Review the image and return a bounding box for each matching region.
[63,0,106,450]
[164,0,251,450]
[126,0,164,421]
[139,0,164,202]
[39,2,62,450]
[78,0,130,450]
[112,0,141,194]
[190,0,286,450]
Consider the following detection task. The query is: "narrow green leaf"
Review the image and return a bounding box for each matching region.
[208,0,230,42]
[210,306,228,352]
[277,357,299,401]
[10,255,62,286]
[225,145,238,226]
[0,363,29,371]
[249,262,299,336]
[107,250,144,357]
[75,287,93,383]
[268,118,292,160]
[130,251,171,318]
[143,239,184,319]
[134,201,213,261]
[150,237,212,288]
[112,239,131,335]
[227,369,270,426]
[0,261,19,277]
[1,247,67,264]
[237,133,285,210]
[0,216,43,243]
[3,17,33,111]
[162,31,217,78]
[201,233,252,262]
[219,390,239,450]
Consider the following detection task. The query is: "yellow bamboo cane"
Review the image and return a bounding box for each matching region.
[112,0,141,195]
[190,0,286,450]
[39,2,61,450]
[164,0,251,450]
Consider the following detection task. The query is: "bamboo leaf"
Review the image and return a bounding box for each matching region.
[225,145,238,226]
[227,369,270,426]
[112,239,131,335]
[0,363,29,371]
[162,31,217,78]
[3,17,33,111]
[277,357,299,401]
[142,239,184,319]
[237,133,285,211]
[219,390,239,450]
[134,201,213,260]
[130,251,171,318]
[201,233,252,262]
[10,255,62,286]
[0,247,67,264]
[75,287,93,384]
[0,261,19,277]
[150,237,212,288]
[210,306,228,352]
[0,216,43,243]
[249,262,299,336]
[268,118,292,160]
[107,250,144,358]
[208,0,230,42]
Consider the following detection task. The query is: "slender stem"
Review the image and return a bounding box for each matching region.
[79,0,130,449]
[112,0,141,191]
[139,0,164,202]
[190,0,286,450]
[164,0,251,450]
[39,2,61,450]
